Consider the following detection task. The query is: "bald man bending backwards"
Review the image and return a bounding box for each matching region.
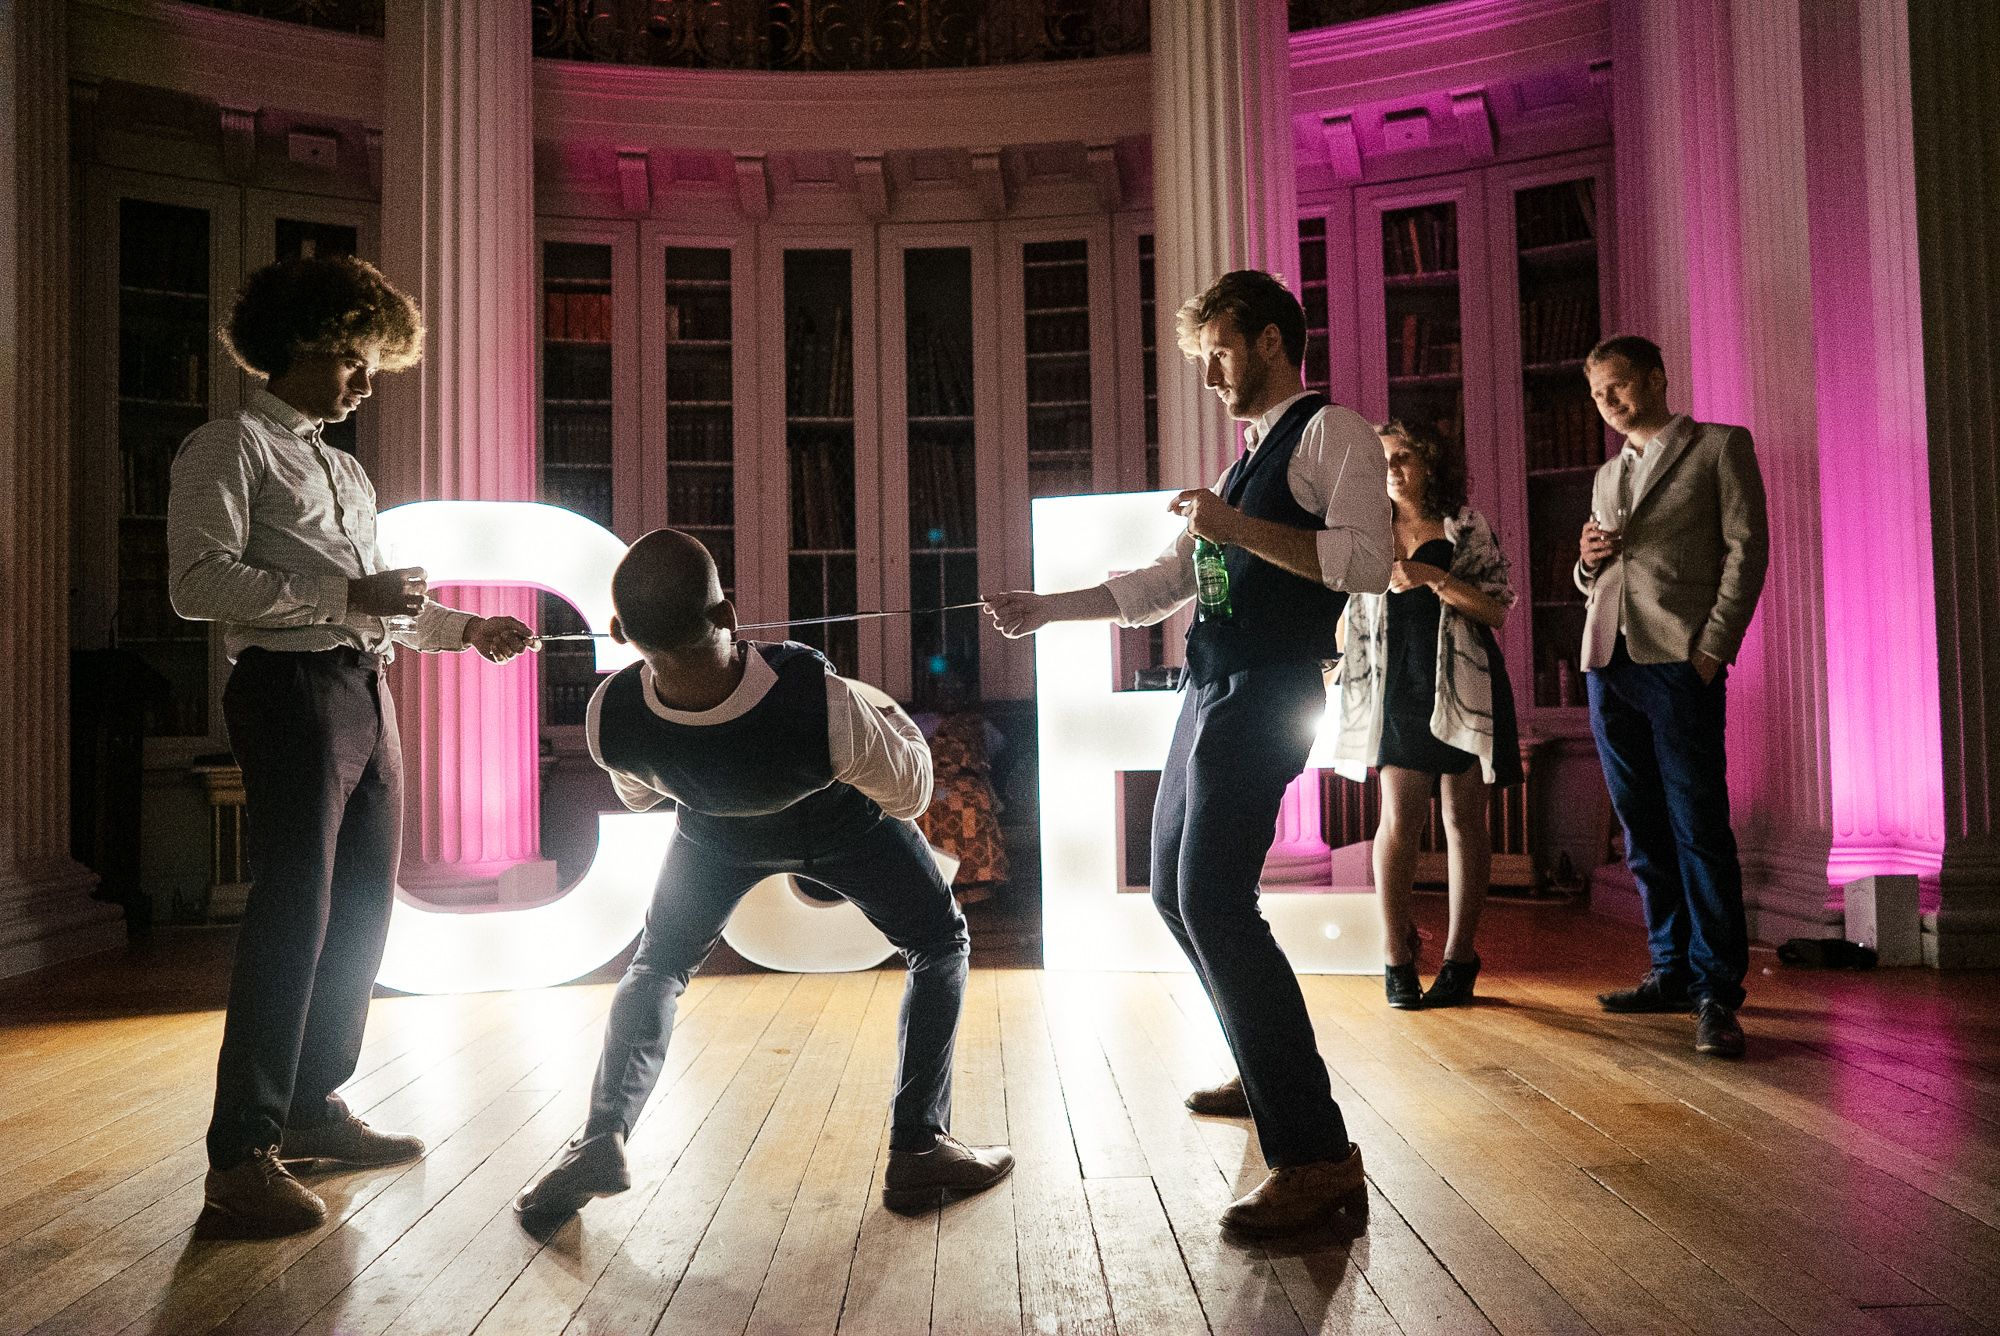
[516,530,1012,1220]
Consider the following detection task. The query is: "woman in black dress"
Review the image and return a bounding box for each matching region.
[1330,422,1520,1009]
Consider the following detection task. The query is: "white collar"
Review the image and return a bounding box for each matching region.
[639,642,774,725]
[1621,412,1691,461]
[1243,391,1314,451]
[246,385,323,442]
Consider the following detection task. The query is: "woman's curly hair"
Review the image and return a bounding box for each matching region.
[219,255,423,379]
[1376,419,1467,522]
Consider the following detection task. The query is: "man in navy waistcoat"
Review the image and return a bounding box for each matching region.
[987,270,1392,1235]
[516,529,1012,1220]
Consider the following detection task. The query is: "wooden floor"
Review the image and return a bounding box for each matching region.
[4,898,1999,1336]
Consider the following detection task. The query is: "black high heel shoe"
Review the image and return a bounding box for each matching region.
[1387,927,1424,1009]
[1424,955,1481,1008]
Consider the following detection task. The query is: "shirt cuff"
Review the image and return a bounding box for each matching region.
[444,610,479,651]
[313,573,351,626]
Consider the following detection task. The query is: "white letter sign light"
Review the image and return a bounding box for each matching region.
[1030,492,1384,973]
[372,501,909,993]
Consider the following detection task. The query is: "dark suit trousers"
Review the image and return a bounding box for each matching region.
[207,647,403,1168]
[1588,637,1749,1009]
[585,817,969,1153]
[1151,662,1348,1167]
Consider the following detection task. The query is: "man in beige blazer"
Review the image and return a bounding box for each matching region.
[1574,335,1768,1057]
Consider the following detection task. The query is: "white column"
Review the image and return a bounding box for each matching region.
[1151,0,1301,485]
[1908,0,2000,966]
[377,0,546,893]
[0,1,123,977]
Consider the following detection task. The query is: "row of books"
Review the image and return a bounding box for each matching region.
[121,208,208,294]
[1530,538,1590,606]
[667,357,732,402]
[545,473,613,529]
[1027,405,1092,455]
[1024,263,1089,309]
[121,440,178,516]
[1520,294,1600,365]
[907,320,975,418]
[120,334,207,406]
[1524,394,1607,472]
[116,580,197,642]
[543,343,612,400]
[1516,180,1598,250]
[788,438,857,549]
[1384,208,1459,276]
[909,439,977,547]
[663,294,731,343]
[545,290,614,342]
[786,307,853,417]
[666,412,733,461]
[544,411,613,466]
[1027,358,1092,404]
[1390,312,1463,377]
[666,470,735,529]
[1533,649,1589,708]
[1025,308,1091,351]
[540,677,596,727]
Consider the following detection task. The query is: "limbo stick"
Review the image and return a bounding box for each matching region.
[529,600,989,645]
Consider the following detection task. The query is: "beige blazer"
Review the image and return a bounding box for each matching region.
[1574,418,1768,669]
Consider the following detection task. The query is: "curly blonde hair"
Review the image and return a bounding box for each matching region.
[219,255,423,378]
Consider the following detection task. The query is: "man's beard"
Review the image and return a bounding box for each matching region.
[1227,357,1270,418]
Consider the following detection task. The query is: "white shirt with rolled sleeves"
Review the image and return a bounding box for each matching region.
[586,648,935,821]
[166,385,474,661]
[1102,393,1394,626]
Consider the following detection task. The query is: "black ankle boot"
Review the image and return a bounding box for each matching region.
[1424,955,1481,1008]
[1385,963,1424,1010]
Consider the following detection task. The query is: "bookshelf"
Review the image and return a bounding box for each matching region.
[1122,229,1167,682]
[1509,174,1608,710]
[115,197,223,744]
[1380,200,1466,459]
[783,248,861,676]
[1298,216,1332,399]
[1022,238,1095,499]
[664,246,739,600]
[900,247,980,709]
[539,239,616,727]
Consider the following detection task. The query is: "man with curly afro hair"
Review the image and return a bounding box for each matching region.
[167,254,533,1234]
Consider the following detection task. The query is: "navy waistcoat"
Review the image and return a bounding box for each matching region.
[593,640,885,855]
[1183,393,1347,685]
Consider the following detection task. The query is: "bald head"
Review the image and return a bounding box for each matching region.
[611,529,727,652]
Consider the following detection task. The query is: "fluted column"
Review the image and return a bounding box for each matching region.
[377,0,543,890]
[0,1,121,977]
[1151,0,1301,485]
[1800,0,1945,889]
[1909,0,2000,966]
[1610,0,1840,939]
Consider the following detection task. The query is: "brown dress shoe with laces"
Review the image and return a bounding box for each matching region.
[1184,1074,1251,1117]
[1219,1145,1367,1237]
[882,1135,1015,1208]
[203,1146,328,1235]
[281,1113,426,1167]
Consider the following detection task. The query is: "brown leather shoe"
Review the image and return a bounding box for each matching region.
[1184,1074,1250,1117]
[203,1146,328,1235]
[882,1135,1014,1207]
[515,1133,632,1218]
[281,1113,425,1167]
[1219,1146,1366,1237]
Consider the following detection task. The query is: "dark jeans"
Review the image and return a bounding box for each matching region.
[1152,662,1348,1167]
[207,646,403,1168]
[586,816,968,1153]
[1588,637,1748,1010]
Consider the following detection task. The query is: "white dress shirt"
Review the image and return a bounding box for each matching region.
[1586,412,1692,663]
[167,386,473,661]
[1102,393,1393,626]
[587,644,935,821]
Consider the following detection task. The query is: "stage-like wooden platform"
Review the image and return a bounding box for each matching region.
[2,899,1996,1336]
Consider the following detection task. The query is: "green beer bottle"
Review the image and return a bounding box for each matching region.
[1192,536,1232,621]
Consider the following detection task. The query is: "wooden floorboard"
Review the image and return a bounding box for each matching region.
[3,900,1998,1335]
